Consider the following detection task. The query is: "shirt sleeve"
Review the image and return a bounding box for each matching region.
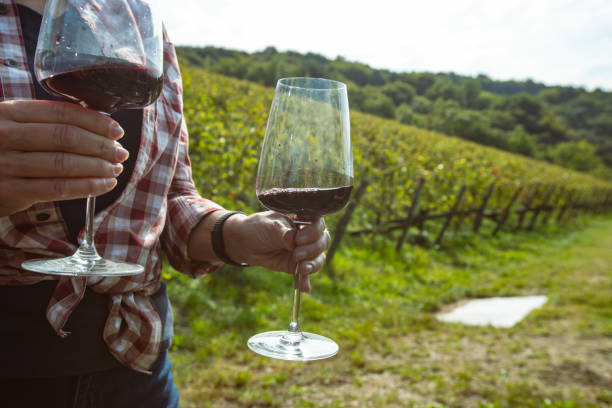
[159,30,224,278]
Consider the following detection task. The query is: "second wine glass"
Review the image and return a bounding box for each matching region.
[248,77,353,361]
[21,0,164,277]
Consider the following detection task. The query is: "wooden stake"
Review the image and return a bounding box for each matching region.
[527,185,556,231]
[515,184,540,231]
[395,177,426,253]
[492,187,523,236]
[435,184,467,246]
[473,181,496,233]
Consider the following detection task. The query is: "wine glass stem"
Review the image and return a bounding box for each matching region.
[289,276,301,334]
[76,110,110,261]
[288,221,310,334]
[77,195,101,261]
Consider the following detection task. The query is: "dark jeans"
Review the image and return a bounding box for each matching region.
[0,348,179,408]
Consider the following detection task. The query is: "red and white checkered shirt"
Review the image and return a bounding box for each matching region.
[0,0,222,374]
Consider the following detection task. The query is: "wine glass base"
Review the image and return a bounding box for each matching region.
[21,255,144,277]
[247,331,339,361]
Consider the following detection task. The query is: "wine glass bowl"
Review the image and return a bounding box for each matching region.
[21,0,163,277]
[34,0,163,114]
[248,77,353,360]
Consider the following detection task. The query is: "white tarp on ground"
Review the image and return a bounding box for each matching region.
[436,296,548,328]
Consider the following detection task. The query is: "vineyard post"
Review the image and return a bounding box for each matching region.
[452,195,469,234]
[435,183,467,246]
[541,186,564,226]
[492,187,523,236]
[515,184,540,231]
[473,181,496,233]
[417,208,429,234]
[395,177,425,253]
[374,211,383,234]
[527,185,556,231]
[326,178,369,269]
[556,189,575,222]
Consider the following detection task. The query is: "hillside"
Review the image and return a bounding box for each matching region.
[178,65,611,234]
[177,46,612,180]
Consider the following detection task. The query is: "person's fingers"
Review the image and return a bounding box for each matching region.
[298,252,326,276]
[296,252,327,292]
[0,151,123,178]
[0,177,117,206]
[295,217,326,246]
[298,275,311,293]
[2,123,129,163]
[294,228,331,263]
[0,100,124,140]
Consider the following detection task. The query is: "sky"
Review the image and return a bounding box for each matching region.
[158,0,612,91]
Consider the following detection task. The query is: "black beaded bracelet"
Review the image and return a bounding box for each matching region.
[211,211,249,267]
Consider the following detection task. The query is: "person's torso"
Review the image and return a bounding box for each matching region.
[0,2,179,377]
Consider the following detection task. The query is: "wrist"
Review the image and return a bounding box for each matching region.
[212,211,249,266]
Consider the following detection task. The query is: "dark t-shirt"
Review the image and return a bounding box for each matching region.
[0,5,173,378]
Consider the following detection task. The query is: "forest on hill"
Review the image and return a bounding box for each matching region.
[176,46,612,180]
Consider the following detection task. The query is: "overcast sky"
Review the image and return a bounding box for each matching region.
[159,0,612,91]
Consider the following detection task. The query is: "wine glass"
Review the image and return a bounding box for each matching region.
[248,77,353,361]
[21,0,163,277]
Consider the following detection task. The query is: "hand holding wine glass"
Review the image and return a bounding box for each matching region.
[248,77,353,361]
[21,0,163,277]
[215,211,330,292]
[0,100,128,217]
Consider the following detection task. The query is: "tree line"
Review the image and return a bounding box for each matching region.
[176,46,612,180]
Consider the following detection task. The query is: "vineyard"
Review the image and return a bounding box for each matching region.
[169,64,612,407]
[180,64,612,243]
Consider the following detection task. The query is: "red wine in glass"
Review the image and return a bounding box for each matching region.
[40,56,163,113]
[257,185,353,221]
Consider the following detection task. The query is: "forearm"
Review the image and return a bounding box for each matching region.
[186,209,249,265]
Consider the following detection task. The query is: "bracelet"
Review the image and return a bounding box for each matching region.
[211,211,249,267]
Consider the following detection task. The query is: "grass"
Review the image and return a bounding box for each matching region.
[165,215,612,407]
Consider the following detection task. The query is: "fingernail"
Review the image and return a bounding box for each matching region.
[304,263,313,273]
[114,142,129,161]
[110,122,124,139]
[295,249,307,261]
[104,178,117,190]
[112,163,123,176]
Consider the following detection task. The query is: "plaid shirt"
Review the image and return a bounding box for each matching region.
[0,0,221,374]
